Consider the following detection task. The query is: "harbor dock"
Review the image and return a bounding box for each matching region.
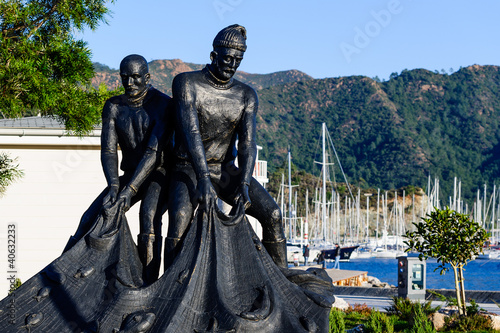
[295,266,369,287]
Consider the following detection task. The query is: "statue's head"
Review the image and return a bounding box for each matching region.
[119,54,150,98]
[210,24,247,82]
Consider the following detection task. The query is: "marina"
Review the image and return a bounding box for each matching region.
[292,256,500,291]
[326,258,500,292]
[283,123,500,272]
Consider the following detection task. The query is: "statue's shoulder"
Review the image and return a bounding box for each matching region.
[104,94,127,107]
[148,87,172,104]
[173,70,203,85]
[106,94,127,105]
[102,95,127,117]
[233,79,258,99]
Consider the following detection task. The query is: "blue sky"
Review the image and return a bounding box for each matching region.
[79,0,500,80]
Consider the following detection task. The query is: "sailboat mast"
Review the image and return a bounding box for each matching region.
[376,188,380,242]
[305,189,309,245]
[280,173,285,236]
[453,177,457,211]
[492,184,496,234]
[458,180,462,213]
[288,149,293,240]
[337,191,341,244]
[484,184,487,227]
[322,123,327,242]
[295,190,298,243]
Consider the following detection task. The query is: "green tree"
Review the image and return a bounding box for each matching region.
[404,207,488,316]
[0,0,118,134]
[0,152,23,197]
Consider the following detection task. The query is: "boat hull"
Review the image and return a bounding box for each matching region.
[323,245,359,261]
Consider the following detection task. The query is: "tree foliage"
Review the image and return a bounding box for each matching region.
[404,207,488,316]
[0,152,23,197]
[0,0,118,133]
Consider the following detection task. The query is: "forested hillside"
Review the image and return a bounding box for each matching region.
[92,61,500,201]
[256,65,500,200]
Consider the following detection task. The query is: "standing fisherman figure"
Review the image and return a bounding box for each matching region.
[166,24,287,268]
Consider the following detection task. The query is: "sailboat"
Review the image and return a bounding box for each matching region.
[307,123,358,262]
[283,124,359,265]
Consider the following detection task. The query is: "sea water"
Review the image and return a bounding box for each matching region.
[328,258,500,291]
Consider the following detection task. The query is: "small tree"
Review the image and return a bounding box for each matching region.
[404,207,488,316]
[0,152,24,197]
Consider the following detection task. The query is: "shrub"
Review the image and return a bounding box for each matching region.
[386,297,415,321]
[345,303,372,316]
[328,307,345,333]
[445,313,493,332]
[406,303,436,333]
[364,310,394,333]
[386,297,439,323]
[427,290,458,307]
[466,299,484,316]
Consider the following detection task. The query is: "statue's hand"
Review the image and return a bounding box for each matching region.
[103,186,133,217]
[115,186,135,212]
[103,185,119,208]
[197,177,217,210]
[234,183,251,210]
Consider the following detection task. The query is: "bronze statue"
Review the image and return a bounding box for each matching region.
[64,54,174,284]
[167,24,287,268]
[0,29,334,332]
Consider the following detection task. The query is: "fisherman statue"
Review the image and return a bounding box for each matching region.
[166,24,288,268]
[0,26,334,333]
[64,54,173,284]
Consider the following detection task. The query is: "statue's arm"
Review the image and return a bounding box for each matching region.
[173,74,216,208]
[235,87,258,208]
[101,101,119,188]
[173,75,210,179]
[100,100,120,205]
[120,123,161,207]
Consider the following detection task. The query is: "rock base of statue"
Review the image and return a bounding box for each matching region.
[0,203,334,332]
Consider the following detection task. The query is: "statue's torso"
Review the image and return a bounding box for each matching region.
[115,104,150,151]
[111,88,172,172]
[195,83,245,163]
[176,70,250,164]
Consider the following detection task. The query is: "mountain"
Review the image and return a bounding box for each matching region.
[255,65,500,201]
[92,61,500,201]
[91,59,314,95]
